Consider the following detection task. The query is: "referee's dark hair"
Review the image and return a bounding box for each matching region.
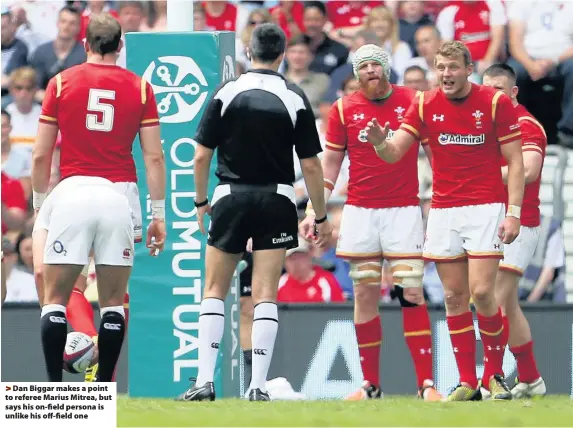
[249,23,286,64]
[483,63,517,86]
[86,12,122,56]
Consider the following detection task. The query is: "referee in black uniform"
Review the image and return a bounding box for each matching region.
[177,23,331,402]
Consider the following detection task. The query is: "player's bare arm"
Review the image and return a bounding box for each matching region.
[192,143,214,235]
[31,122,58,211]
[300,156,332,248]
[300,149,344,239]
[422,143,433,164]
[498,139,524,244]
[140,125,167,255]
[365,119,416,164]
[501,150,543,185]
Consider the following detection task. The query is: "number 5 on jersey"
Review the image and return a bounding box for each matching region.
[87,88,116,132]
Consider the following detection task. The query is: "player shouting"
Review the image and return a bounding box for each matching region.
[299,44,441,401]
[365,41,525,401]
[482,64,547,398]
[32,13,166,382]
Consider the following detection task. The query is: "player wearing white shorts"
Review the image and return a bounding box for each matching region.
[483,64,547,398]
[300,45,441,401]
[365,42,525,401]
[31,14,166,382]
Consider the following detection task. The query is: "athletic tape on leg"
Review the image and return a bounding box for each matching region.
[389,259,424,288]
[349,261,382,285]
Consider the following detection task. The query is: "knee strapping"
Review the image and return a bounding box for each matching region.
[349,261,382,285]
[390,259,424,289]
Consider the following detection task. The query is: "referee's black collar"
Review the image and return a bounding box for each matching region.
[247,68,286,80]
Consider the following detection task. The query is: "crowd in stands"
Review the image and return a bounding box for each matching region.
[1,0,571,304]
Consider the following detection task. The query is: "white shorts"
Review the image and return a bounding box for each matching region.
[39,176,134,266]
[336,205,424,260]
[499,226,539,275]
[34,181,142,243]
[423,203,505,261]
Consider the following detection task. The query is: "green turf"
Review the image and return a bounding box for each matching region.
[118,395,573,427]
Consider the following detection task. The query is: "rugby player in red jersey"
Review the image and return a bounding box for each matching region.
[365,41,525,401]
[31,13,166,382]
[299,44,441,401]
[483,63,547,399]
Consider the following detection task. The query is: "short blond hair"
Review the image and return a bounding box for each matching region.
[435,40,472,66]
[10,67,37,87]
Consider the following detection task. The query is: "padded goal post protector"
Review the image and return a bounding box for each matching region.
[126,31,240,399]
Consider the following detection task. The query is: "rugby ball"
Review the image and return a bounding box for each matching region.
[63,332,95,374]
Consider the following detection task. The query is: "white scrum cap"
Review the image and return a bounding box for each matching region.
[352,44,392,80]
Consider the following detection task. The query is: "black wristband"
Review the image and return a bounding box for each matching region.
[194,199,208,208]
[315,215,327,224]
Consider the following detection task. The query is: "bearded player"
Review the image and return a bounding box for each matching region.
[365,41,525,401]
[32,13,165,382]
[299,44,441,401]
[482,64,547,398]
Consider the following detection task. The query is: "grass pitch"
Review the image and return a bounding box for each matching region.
[118,395,573,427]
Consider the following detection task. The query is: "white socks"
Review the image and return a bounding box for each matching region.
[195,298,225,387]
[249,302,278,392]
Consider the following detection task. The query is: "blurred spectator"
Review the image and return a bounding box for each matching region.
[1,109,31,197]
[116,1,145,68]
[278,238,345,303]
[326,0,382,44]
[507,1,573,147]
[5,67,41,159]
[315,205,354,299]
[78,0,119,42]
[404,25,442,88]
[399,1,433,57]
[4,1,64,43]
[1,171,28,235]
[1,9,28,97]
[363,6,412,78]
[140,0,167,32]
[284,34,330,118]
[403,64,429,91]
[323,30,398,106]
[30,5,85,102]
[269,0,305,40]
[193,2,212,32]
[302,1,349,75]
[519,215,566,303]
[9,5,46,58]
[203,1,237,31]
[236,8,272,71]
[436,0,506,75]
[5,231,37,303]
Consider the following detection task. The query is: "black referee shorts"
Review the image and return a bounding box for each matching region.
[207,183,299,255]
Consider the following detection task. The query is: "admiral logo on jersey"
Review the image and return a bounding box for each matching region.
[438,133,485,146]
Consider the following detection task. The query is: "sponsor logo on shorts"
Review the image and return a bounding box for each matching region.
[272,233,294,244]
[123,248,132,259]
[438,133,485,146]
[253,348,267,356]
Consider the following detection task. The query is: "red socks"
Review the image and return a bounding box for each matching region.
[402,305,434,388]
[510,341,540,383]
[67,287,98,338]
[355,316,382,387]
[447,311,478,389]
[477,307,506,385]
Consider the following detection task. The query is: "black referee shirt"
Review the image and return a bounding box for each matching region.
[195,69,322,186]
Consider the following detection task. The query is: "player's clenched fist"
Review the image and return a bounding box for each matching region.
[147,218,166,256]
[364,118,391,147]
[498,216,520,244]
